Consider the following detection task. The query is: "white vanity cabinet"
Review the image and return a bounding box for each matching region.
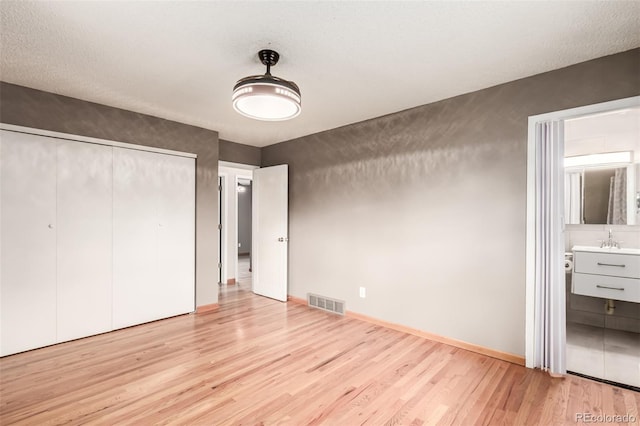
[572,246,640,303]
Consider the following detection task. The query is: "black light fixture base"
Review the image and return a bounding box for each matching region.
[259,49,280,68]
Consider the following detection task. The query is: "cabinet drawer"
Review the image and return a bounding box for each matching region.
[574,251,640,279]
[572,273,640,303]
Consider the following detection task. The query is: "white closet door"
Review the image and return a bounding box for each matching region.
[156,153,195,317]
[56,141,113,342]
[0,131,57,356]
[113,148,160,329]
[113,148,195,329]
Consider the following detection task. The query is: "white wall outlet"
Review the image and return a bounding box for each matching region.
[359,287,366,298]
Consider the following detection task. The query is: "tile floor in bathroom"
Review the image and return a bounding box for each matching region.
[566,321,640,388]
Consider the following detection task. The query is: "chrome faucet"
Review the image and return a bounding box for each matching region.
[601,229,619,249]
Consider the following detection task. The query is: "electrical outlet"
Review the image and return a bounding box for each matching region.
[359,287,366,298]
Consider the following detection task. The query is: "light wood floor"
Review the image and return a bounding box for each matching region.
[1,267,638,425]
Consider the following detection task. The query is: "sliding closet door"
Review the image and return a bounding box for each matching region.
[56,141,113,342]
[0,131,57,356]
[156,153,195,317]
[113,148,160,328]
[113,148,195,329]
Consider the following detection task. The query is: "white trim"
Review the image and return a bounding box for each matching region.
[525,95,640,369]
[525,116,537,368]
[218,173,229,283]
[233,174,240,281]
[0,123,197,159]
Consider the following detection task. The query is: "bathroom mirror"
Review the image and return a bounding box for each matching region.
[565,164,637,225]
[564,106,640,226]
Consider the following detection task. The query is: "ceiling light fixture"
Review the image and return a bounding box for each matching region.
[232,49,301,121]
[564,151,633,168]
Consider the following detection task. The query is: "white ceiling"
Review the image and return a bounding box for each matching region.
[1,1,638,147]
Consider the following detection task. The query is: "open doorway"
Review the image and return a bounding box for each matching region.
[218,161,257,289]
[237,178,252,285]
[563,106,640,390]
[525,96,639,389]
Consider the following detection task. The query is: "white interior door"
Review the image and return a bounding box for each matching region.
[56,140,113,342]
[252,164,288,302]
[1,131,57,356]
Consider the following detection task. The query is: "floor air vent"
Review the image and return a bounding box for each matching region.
[308,293,345,315]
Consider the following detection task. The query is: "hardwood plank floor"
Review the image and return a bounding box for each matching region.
[1,267,638,425]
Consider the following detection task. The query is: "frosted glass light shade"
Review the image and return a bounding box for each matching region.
[232,76,301,121]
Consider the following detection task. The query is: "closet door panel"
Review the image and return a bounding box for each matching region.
[156,154,195,317]
[0,131,57,356]
[113,148,159,329]
[56,141,113,342]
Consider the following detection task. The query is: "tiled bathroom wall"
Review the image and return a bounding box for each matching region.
[565,224,640,250]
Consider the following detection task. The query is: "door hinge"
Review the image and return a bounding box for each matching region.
[218,185,222,191]
[218,262,221,269]
[218,224,222,230]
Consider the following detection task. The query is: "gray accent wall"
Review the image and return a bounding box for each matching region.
[0,82,220,307]
[262,48,640,356]
[219,139,261,166]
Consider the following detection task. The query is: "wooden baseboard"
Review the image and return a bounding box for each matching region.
[195,303,219,314]
[286,294,524,366]
[226,278,236,285]
[287,295,307,305]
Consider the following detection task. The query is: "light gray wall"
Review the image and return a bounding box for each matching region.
[0,82,220,307]
[238,183,252,256]
[219,139,261,166]
[262,48,640,356]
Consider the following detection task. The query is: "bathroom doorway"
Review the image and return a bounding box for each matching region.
[563,107,640,390]
[525,96,640,390]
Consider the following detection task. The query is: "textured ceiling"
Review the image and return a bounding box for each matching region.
[1,1,639,147]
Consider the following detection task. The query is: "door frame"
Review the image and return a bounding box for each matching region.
[218,161,258,285]
[524,95,639,368]
[218,175,225,284]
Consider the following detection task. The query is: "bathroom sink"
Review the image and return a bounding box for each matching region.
[572,245,640,255]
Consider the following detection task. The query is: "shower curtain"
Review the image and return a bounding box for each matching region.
[607,168,627,225]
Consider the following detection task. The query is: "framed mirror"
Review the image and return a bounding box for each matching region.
[565,162,636,225]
